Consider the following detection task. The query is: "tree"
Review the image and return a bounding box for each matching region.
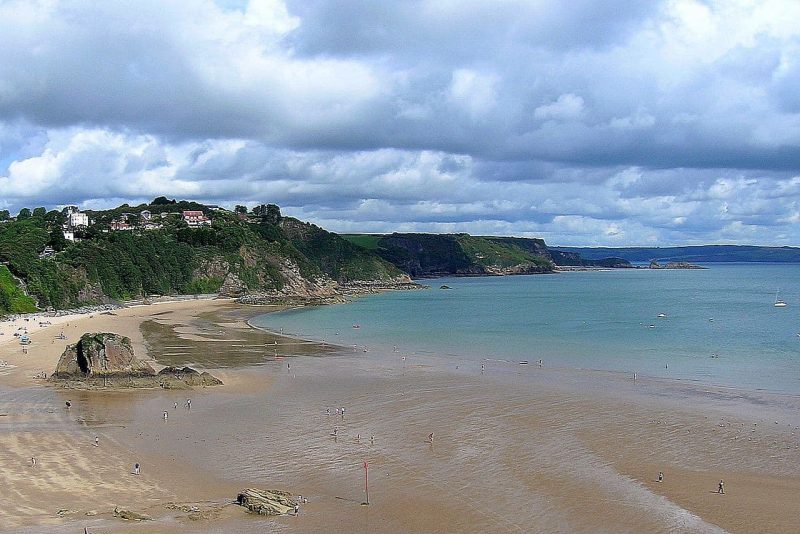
[32,207,47,218]
[264,204,282,225]
[152,196,176,205]
[17,208,31,220]
[45,210,66,225]
[234,205,248,214]
[49,226,68,252]
[0,210,9,221]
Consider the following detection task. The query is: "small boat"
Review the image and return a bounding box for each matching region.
[352,324,360,329]
[774,290,787,307]
[440,285,452,290]
[657,313,667,318]
[519,360,529,365]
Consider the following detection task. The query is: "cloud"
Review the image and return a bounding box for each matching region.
[0,0,798,245]
[534,94,586,121]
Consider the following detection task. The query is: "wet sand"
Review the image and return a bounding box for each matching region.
[1,299,799,533]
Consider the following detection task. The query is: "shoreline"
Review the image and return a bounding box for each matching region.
[1,298,799,532]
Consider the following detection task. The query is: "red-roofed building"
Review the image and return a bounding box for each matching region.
[182,210,211,227]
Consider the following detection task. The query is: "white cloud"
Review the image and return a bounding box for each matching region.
[448,69,498,118]
[534,94,585,121]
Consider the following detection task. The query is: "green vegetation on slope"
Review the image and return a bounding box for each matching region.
[344,233,555,276]
[282,222,404,282]
[340,234,381,250]
[0,200,405,312]
[0,265,37,315]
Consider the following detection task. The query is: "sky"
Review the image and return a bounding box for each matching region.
[0,0,799,246]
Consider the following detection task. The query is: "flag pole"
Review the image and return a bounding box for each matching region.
[364,460,369,505]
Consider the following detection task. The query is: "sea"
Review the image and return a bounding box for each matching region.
[251,264,800,394]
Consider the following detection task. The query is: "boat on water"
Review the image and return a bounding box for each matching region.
[657,313,667,318]
[774,290,787,307]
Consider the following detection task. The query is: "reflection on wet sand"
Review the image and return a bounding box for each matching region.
[141,306,341,369]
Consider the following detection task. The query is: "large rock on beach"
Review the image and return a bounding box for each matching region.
[51,333,155,379]
[49,332,222,389]
[236,489,296,516]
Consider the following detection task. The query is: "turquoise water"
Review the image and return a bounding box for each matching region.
[252,265,800,393]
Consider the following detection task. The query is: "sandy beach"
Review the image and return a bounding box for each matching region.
[1,299,799,533]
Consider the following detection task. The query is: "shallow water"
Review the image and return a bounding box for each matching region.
[252,265,800,393]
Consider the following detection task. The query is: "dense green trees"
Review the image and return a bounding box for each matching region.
[0,199,403,314]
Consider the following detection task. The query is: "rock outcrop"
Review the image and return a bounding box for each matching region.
[236,489,296,516]
[51,333,155,379]
[49,332,222,389]
[157,366,223,388]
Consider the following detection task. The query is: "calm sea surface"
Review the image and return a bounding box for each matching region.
[252,264,800,394]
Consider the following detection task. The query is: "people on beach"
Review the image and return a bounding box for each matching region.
[94,436,99,447]
[134,463,140,475]
[163,410,168,421]
[341,407,345,419]
[65,400,71,409]
[174,402,178,409]
[370,435,375,445]
[658,471,663,482]
[481,364,485,373]
[30,456,36,467]
[427,432,434,444]
[187,399,191,409]
[717,480,724,494]
[294,503,300,515]
[326,408,330,416]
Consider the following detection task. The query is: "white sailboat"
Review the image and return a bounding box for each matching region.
[774,290,787,307]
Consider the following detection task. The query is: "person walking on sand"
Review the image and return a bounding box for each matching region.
[294,503,299,515]
[717,480,724,494]
[134,463,140,475]
[427,432,434,444]
[187,399,191,409]
[658,471,663,482]
[94,436,99,447]
[163,410,168,421]
[31,456,36,467]
[174,402,178,410]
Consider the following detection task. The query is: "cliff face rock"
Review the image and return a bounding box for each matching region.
[51,333,155,379]
[236,489,296,516]
[219,272,247,297]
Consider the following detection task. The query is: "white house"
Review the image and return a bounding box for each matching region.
[69,211,89,228]
[63,230,75,242]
